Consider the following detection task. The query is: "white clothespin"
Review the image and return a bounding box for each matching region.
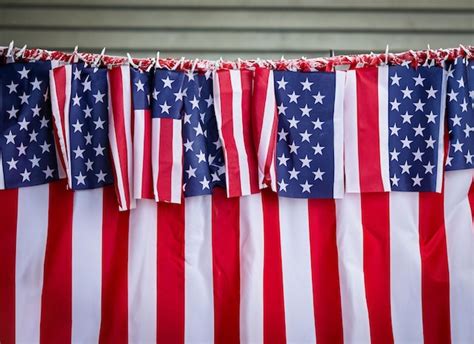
[6,41,15,62]
[155,51,161,69]
[384,44,390,65]
[127,53,139,68]
[191,58,199,73]
[171,57,184,70]
[15,44,27,59]
[68,45,79,63]
[237,57,242,69]
[93,47,106,68]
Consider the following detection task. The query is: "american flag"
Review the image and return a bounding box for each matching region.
[345,65,446,193]
[445,57,474,170]
[0,61,62,189]
[273,70,344,198]
[50,63,113,190]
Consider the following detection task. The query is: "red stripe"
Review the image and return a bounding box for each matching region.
[108,68,131,208]
[240,70,260,194]
[419,192,451,344]
[157,118,174,201]
[99,187,129,344]
[360,193,393,344]
[469,178,473,221]
[156,202,185,343]
[51,67,69,172]
[217,70,242,197]
[141,109,154,199]
[40,181,74,344]
[308,199,344,344]
[261,189,286,344]
[0,189,18,344]
[212,188,240,343]
[356,68,384,192]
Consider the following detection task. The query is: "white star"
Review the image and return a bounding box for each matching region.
[73,67,81,80]
[313,168,325,181]
[425,111,437,124]
[278,179,288,192]
[301,78,313,91]
[452,139,464,152]
[31,104,41,117]
[426,86,437,99]
[211,172,220,182]
[288,116,299,129]
[75,172,86,186]
[288,168,300,180]
[193,123,204,136]
[425,136,436,149]
[73,146,85,159]
[278,128,288,141]
[413,74,425,86]
[400,161,412,174]
[423,161,435,174]
[277,103,287,115]
[40,116,49,128]
[160,101,171,114]
[390,148,400,161]
[312,118,324,130]
[17,143,27,156]
[412,174,423,187]
[82,76,91,92]
[72,119,83,133]
[205,95,213,107]
[93,90,105,103]
[83,105,93,118]
[464,124,473,138]
[446,65,454,78]
[300,155,312,168]
[30,78,42,91]
[85,159,94,171]
[40,140,51,153]
[300,180,313,193]
[445,155,453,166]
[390,73,401,86]
[300,130,312,142]
[29,130,38,142]
[413,124,425,137]
[277,153,289,166]
[6,157,18,170]
[185,165,197,178]
[401,86,413,99]
[450,114,462,127]
[447,89,458,102]
[7,106,18,119]
[6,81,18,94]
[401,111,413,124]
[288,91,300,103]
[412,148,424,161]
[94,117,105,129]
[29,155,41,168]
[162,76,174,88]
[196,150,206,163]
[200,176,210,190]
[390,98,401,111]
[277,77,287,90]
[391,174,400,186]
[288,141,299,154]
[184,139,194,152]
[72,93,81,106]
[465,150,473,164]
[4,131,16,144]
[17,67,30,79]
[94,144,105,156]
[96,170,107,182]
[312,143,324,155]
[183,113,191,124]
[413,99,425,112]
[214,139,222,150]
[300,105,312,117]
[18,117,30,131]
[313,92,325,104]
[457,77,465,88]
[42,166,54,179]
[152,88,159,100]
[19,92,30,105]
[460,99,468,112]
[190,96,200,109]
[84,132,93,145]
[20,169,31,182]
[401,136,413,149]
[390,123,401,136]
[135,79,145,92]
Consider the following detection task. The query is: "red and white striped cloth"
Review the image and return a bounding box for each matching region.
[107,66,135,211]
[0,170,472,343]
[213,69,260,197]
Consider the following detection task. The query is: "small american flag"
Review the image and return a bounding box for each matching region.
[0,61,62,189]
[445,57,474,170]
[50,63,113,190]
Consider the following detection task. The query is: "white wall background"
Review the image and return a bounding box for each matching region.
[0,0,473,59]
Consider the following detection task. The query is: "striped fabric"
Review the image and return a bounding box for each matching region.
[0,170,472,343]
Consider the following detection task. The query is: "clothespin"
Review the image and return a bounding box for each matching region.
[191,58,199,73]
[171,56,184,70]
[127,53,139,68]
[92,47,106,68]
[384,44,390,65]
[329,49,335,57]
[68,45,79,63]
[6,40,15,62]
[15,44,27,59]
[155,51,161,69]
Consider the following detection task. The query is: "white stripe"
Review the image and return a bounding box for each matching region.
[64,65,72,188]
[378,66,391,192]
[435,70,448,192]
[152,119,161,201]
[257,70,277,190]
[344,70,361,193]
[444,170,474,343]
[333,71,345,198]
[0,151,5,189]
[171,120,183,203]
[121,66,134,206]
[133,109,146,199]
[335,194,371,343]
[15,184,50,343]
[230,70,252,196]
[184,195,214,343]
[389,192,424,343]
[128,199,157,343]
[239,193,264,343]
[279,197,316,343]
[50,61,67,179]
[71,188,103,343]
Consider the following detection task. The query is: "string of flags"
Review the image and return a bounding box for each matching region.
[0,45,472,210]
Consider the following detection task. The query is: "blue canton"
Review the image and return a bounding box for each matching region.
[68,64,113,189]
[388,65,444,191]
[274,71,336,198]
[131,68,152,110]
[0,61,60,188]
[151,70,185,119]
